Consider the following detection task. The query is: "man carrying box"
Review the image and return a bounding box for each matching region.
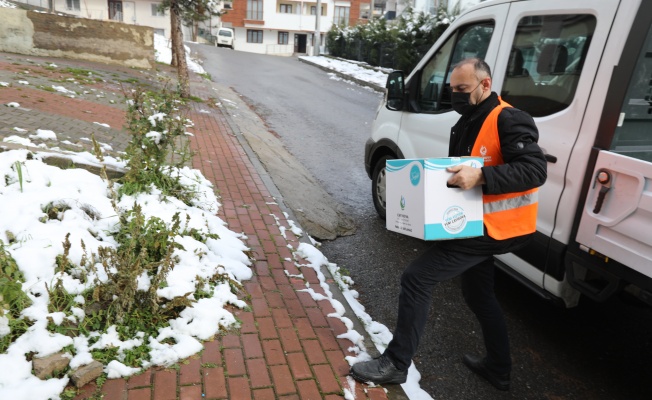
[350,58,547,391]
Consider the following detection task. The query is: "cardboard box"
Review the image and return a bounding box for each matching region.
[385,157,484,240]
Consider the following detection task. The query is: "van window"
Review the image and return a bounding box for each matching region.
[609,23,652,163]
[219,30,233,37]
[417,22,494,113]
[501,14,596,117]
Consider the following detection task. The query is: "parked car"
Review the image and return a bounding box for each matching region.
[365,0,652,308]
[217,28,234,49]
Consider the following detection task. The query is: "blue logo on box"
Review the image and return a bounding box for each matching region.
[410,164,420,186]
[443,205,467,234]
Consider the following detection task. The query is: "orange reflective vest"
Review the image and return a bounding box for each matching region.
[471,98,538,240]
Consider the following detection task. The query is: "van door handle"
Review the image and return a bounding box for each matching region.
[544,154,557,163]
[592,170,611,214]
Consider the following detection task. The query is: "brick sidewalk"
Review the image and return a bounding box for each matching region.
[0,53,399,399]
[0,51,402,400]
[68,86,392,400]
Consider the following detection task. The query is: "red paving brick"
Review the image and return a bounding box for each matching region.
[278,327,303,353]
[246,357,272,388]
[257,317,279,340]
[313,364,342,394]
[203,367,227,399]
[270,364,297,396]
[227,376,253,400]
[153,370,177,400]
[242,333,264,359]
[102,378,127,400]
[297,379,323,400]
[201,340,223,365]
[127,387,151,400]
[302,339,328,365]
[262,339,286,365]
[252,387,276,400]
[286,352,313,380]
[179,385,202,400]
[224,348,246,376]
[179,358,202,386]
[127,370,152,389]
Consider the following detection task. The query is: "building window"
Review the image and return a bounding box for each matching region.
[151,3,165,16]
[247,0,263,20]
[153,28,165,36]
[247,30,263,43]
[278,31,289,44]
[310,5,325,15]
[334,6,349,26]
[66,0,80,11]
[279,4,292,13]
[360,3,370,19]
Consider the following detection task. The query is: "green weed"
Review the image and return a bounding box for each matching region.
[0,240,33,353]
[119,87,195,204]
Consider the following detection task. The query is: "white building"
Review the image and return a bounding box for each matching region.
[10,0,231,40]
[221,0,372,55]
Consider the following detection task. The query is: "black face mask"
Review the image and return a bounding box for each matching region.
[451,82,482,115]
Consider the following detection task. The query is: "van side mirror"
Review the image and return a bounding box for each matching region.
[386,71,405,111]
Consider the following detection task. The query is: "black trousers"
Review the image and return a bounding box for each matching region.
[383,243,511,375]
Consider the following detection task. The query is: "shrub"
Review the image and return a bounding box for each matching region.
[326,6,459,74]
[120,87,196,204]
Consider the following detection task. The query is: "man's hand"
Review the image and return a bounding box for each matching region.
[446,165,485,190]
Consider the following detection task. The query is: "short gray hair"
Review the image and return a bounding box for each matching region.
[453,58,492,79]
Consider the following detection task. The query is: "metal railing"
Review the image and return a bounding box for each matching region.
[266,44,294,55]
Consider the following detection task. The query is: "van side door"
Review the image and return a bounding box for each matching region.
[574,5,652,287]
[488,0,620,304]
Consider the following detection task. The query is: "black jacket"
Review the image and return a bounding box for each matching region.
[443,92,547,255]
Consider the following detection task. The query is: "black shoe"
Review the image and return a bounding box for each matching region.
[349,355,408,385]
[462,354,510,391]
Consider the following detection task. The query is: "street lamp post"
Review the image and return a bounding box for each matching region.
[313,0,321,55]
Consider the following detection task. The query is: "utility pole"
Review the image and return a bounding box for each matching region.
[313,0,321,56]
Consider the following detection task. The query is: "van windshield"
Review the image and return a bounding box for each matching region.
[219,30,233,37]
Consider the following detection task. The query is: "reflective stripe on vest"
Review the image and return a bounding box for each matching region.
[483,190,538,214]
[471,97,538,240]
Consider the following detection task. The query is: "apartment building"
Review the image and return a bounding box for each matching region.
[11,0,230,40]
[221,0,372,55]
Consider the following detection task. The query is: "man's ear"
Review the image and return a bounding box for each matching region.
[482,77,492,91]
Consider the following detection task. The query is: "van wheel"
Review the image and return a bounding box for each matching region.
[372,155,394,220]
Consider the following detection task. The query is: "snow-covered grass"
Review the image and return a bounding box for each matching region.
[154,34,206,74]
[0,148,254,399]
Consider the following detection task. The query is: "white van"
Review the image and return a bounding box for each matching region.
[364,0,652,307]
[217,28,234,49]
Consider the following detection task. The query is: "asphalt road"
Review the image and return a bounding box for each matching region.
[193,45,652,400]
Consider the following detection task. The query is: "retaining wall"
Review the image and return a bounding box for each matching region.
[0,7,154,68]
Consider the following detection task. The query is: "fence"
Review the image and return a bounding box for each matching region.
[328,37,434,73]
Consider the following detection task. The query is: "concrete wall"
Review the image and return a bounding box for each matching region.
[0,7,154,68]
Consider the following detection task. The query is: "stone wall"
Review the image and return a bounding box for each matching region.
[0,8,154,69]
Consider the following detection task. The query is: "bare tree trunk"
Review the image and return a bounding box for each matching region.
[171,2,190,98]
[170,6,179,67]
